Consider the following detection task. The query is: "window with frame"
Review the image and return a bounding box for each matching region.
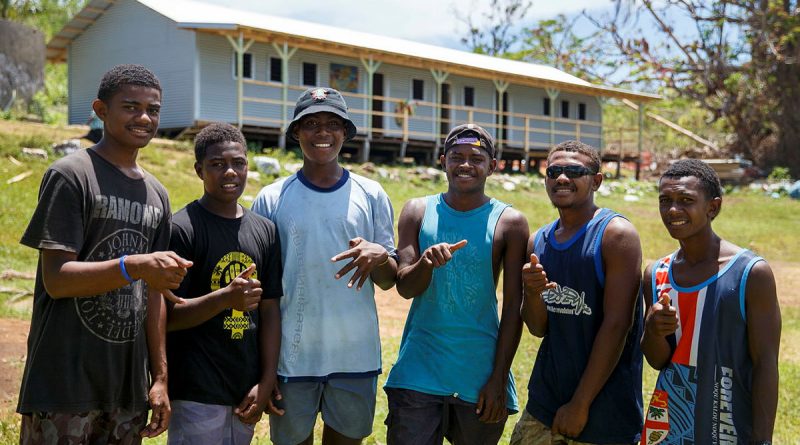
[578,102,587,120]
[270,57,282,82]
[232,52,253,79]
[302,62,317,86]
[543,97,551,116]
[412,79,424,100]
[464,86,475,107]
[561,100,570,118]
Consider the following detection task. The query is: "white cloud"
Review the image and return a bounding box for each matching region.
[198,0,614,48]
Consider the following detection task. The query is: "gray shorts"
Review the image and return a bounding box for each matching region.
[384,387,506,445]
[269,376,378,445]
[168,400,255,445]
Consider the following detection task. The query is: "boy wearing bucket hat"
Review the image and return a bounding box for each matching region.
[384,124,529,444]
[252,87,397,445]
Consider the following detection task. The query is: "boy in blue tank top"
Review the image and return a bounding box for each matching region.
[640,159,779,445]
[512,141,644,445]
[384,124,530,445]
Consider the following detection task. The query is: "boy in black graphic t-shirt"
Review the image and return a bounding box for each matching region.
[18,64,191,444]
[165,123,283,445]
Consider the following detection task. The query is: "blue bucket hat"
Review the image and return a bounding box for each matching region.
[287,87,357,142]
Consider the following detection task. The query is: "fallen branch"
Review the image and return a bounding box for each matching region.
[1,270,35,280]
[6,170,33,184]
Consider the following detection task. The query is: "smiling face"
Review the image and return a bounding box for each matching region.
[195,140,248,207]
[440,143,496,194]
[545,150,602,210]
[293,112,346,166]
[658,175,721,241]
[93,84,161,150]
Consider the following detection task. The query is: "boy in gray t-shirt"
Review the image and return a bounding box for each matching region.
[252,87,397,445]
[18,64,191,444]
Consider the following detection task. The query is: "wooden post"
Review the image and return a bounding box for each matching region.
[524,116,530,171]
[493,79,509,161]
[225,32,254,129]
[360,55,382,162]
[272,41,297,149]
[637,102,644,180]
[400,105,409,159]
[430,69,450,164]
[546,88,560,147]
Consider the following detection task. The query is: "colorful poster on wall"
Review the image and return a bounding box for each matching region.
[330,63,359,93]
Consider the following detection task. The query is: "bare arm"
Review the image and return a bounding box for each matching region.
[395,199,433,298]
[552,217,642,438]
[476,209,529,423]
[520,233,556,337]
[641,263,678,369]
[395,198,467,299]
[140,289,170,438]
[746,261,780,442]
[41,249,192,298]
[235,298,283,423]
[167,264,260,331]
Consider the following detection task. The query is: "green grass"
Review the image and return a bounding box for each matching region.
[1,122,799,443]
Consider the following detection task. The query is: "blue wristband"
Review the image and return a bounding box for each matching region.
[119,255,135,283]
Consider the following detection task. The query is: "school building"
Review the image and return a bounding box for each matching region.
[46,0,659,165]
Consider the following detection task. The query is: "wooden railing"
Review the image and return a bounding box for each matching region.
[239,79,603,157]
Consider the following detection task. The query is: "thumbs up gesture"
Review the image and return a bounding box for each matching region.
[420,239,467,269]
[645,292,679,337]
[522,253,557,298]
[224,264,262,312]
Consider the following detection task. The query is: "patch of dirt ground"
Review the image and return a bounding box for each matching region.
[0,318,27,412]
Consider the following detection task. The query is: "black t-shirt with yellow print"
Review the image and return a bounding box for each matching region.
[167,200,282,406]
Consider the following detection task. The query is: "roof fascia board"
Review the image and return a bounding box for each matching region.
[192,27,660,102]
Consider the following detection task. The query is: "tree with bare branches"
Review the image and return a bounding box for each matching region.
[598,0,800,175]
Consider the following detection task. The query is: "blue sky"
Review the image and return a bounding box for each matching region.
[197,0,617,50]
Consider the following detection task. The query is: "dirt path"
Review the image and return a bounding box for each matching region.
[0,319,27,412]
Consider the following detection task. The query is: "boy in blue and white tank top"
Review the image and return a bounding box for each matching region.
[641,159,780,445]
[385,124,530,445]
[512,141,644,445]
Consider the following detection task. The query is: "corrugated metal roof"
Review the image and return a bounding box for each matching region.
[47,0,660,102]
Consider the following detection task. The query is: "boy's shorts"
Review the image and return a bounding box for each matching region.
[20,408,147,445]
[384,387,506,445]
[269,376,378,445]
[510,410,631,445]
[168,400,255,445]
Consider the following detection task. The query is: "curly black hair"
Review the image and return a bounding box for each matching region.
[548,140,601,173]
[661,159,723,199]
[97,64,162,102]
[194,122,247,162]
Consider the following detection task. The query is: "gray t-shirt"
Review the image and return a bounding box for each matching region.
[18,148,171,414]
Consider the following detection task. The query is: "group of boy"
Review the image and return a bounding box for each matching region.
[17,63,779,445]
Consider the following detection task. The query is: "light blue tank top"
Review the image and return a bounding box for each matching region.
[385,194,518,411]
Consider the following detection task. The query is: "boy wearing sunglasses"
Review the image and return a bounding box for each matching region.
[512,141,644,445]
[384,124,529,444]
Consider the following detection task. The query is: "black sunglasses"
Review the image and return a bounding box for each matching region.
[545,165,595,179]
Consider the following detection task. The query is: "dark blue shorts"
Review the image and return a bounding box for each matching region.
[384,387,506,445]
